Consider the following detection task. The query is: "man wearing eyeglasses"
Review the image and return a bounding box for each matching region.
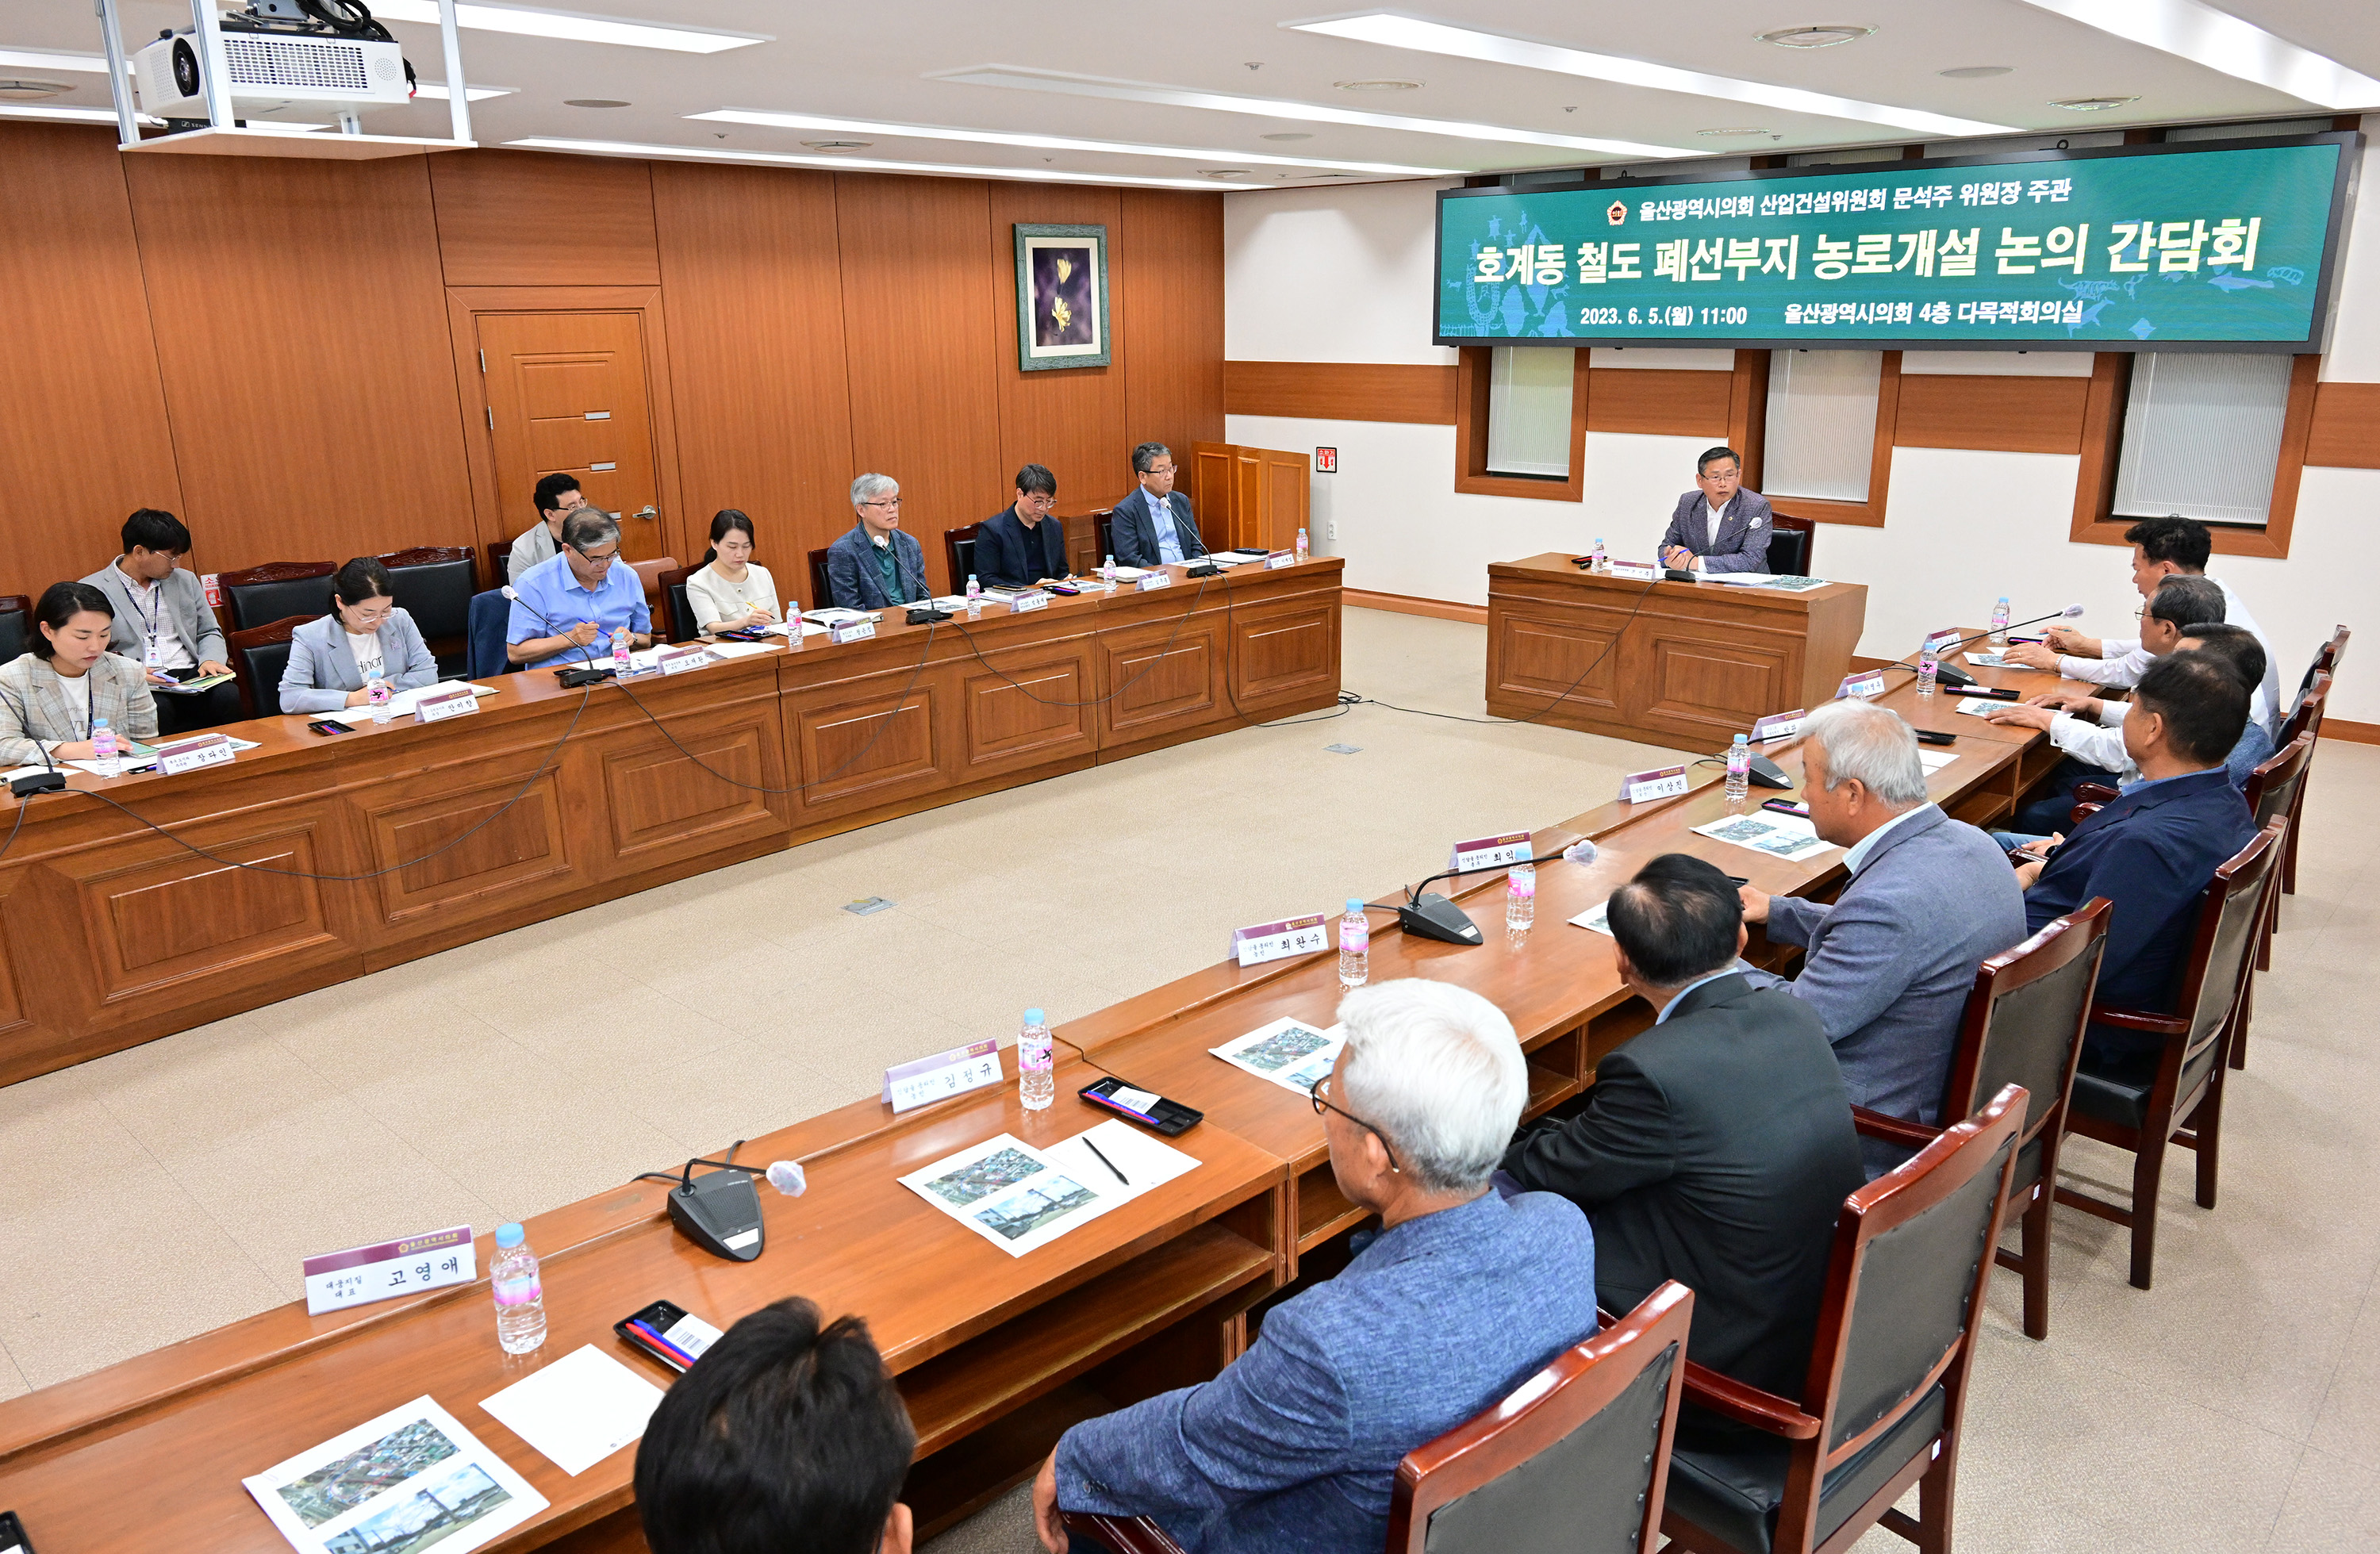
[1033,979,1597,1554]
[506,508,651,670]
[827,472,931,610]
[976,464,1073,589]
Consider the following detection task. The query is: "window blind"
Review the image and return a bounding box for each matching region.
[1763,349,1882,502]
[1485,346,1575,478]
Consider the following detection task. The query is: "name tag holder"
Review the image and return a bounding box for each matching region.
[1922,628,1963,658]
[1135,570,1173,591]
[1450,831,1533,873]
[882,1039,1004,1114]
[1619,765,1690,803]
[415,688,479,724]
[303,1224,476,1315]
[1010,589,1051,614]
[1230,913,1330,969]
[1263,550,1296,570]
[155,734,234,775]
[830,618,877,643]
[1751,708,1806,742]
[656,645,711,677]
[1607,560,1661,581]
[1837,670,1888,700]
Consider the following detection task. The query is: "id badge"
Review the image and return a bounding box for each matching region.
[144,635,166,670]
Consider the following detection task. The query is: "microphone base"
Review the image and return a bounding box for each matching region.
[10,770,66,797]
[1934,663,1980,689]
[1399,892,1484,946]
[556,666,615,688]
[906,607,953,625]
[1184,563,1220,578]
[668,1169,766,1262]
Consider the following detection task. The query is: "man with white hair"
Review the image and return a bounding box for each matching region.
[1739,697,2025,1173]
[1033,980,1597,1554]
[826,473,930,610]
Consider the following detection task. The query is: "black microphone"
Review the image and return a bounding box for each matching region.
[0,682,67,797]
[502,581,615,685]
[1171,491,1220,576]
[890,536,950,624]
[1395,862,1519,946]
[1883,604,2086,689]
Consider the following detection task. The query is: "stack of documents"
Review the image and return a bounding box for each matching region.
[899,1123,1198,1257]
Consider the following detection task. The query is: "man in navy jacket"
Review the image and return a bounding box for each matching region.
[1109,442,1207,567]
[976,463,1072,588]
[2017,650,2259,1069]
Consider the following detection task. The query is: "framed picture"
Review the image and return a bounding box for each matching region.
[1014,224,1110,370]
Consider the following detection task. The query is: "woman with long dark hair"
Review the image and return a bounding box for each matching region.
[684,509,780,636]
[0,581,158,765]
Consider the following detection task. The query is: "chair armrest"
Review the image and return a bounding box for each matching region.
[2067,801,2106,826]
[1852,1106,1941,1147]
[1680,1359,1823,1440]
[2074,782,2120,805]
[2089,1003,2190,1038]
[1061,1512,1189,1554]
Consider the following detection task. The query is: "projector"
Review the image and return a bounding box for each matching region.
[132,29,413,120]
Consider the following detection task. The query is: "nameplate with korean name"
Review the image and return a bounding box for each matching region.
[657,645,711,677]
[1264,550,1296,570]
[1450,831,1533,873]
[830,618,877,643]
[1608,560,1661,581]
[883,1039,1004,1114]
[155,734,234,776]
[1923,628,1964,657]
[1010,589,1051,614]
[1136,570,1173,591]
[1230,913,1331,969]
[1837,670,1888,700]
[415,687,480,724]
[1619,765,1690,804]
[303,1224,477,1315]
[1751,709,1806,742]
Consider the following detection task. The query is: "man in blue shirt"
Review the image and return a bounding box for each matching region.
[1110,442,1207,567]
[507,508,651,670]
[1036,979,1597,1554]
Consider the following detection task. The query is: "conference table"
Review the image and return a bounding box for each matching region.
[0,557,1343,1087]
[0,634,2077,1552]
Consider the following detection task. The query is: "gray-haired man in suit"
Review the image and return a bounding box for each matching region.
[1739,699,2028,1176]
[1657,445,1772,574]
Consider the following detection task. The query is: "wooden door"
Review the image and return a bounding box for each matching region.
[1190,441,1311,551]
[476,311,666,562]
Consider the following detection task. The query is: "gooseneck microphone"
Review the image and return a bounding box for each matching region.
[1886,604,2086,689]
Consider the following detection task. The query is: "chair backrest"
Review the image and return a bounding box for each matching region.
[376,547,475,646]
[629,556,676,615]
[2301,624,2348,696]
[0,594,28,664]
[945,523,982,589]
[1943,900,2109,1185]
[466,589,517,678]
[1095,509,1117,564]
[2158,820,2286,1076]
[1767,515,1814,576]
[486,539,512,587]
[2243,731,2315,832]
[807,547,833,611]
[227,614,313,719]
[1390,1283,1693,1554]
[2279,670,2329,750]
[2326,624,2350,678]
[219,562,336,631]
[658,564,697,643]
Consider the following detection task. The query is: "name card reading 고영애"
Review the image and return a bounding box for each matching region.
[1230,913,1330,969]
[1135,569,1173,591]
[883,1038,1004,1114]
[1752,708,1806,742]
[657,644,711,677]
[1619,765,1690,804]
[154,733,234,776]
[1450,831,1534,873]
[303,1223,477,1315]
[1837,669,1888,700]
[415,686,480,725]
[1264,550,1296,570]
[1010,589,1051,614]
[1608,560,1661,581]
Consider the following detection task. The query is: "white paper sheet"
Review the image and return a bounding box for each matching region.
[324,682,499,727]
[479,1345,665,1477]
[1041,1119,1200,1206]
[701,639,780,659]
[1954,696,2008,719]
[1209,1016,1345,1098]
[1570,900,1614,936]
[240,1395,547,1554]
[762,619,833,637]
[1691,810,1837,864]
[1920,749,1958,773]
[898,1133,1128,1258]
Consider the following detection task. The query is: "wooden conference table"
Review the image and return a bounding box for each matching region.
[1485,554,1869,749]
[0,638,2080,1552]
[0,558,1343,1087]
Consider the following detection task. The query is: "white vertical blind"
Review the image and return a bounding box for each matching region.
[2112,353,2292,527]
[1763,350,1882,502]
[1485,346,1576,478]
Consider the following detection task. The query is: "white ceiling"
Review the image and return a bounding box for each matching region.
[2,0,2373,188]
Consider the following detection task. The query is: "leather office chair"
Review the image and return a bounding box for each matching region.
[1094,509,1116,566]
[1660,1086,2025,1554]
[377,545,474,674]
[0,594,29,664]
[1860,900,2109,1341]
[807,547,833,612]
[658,563,697,643]
[219,562,335,631]
[227,615,313,719]
[2056,819,2285,1291]
[2227,732,2316,1070]
[466,589,517,678]
[629,556,676,623]
[1765,515,1814,577]
[2275,670,2332,900]
[945,524,981,589]
[1063,1283,1697,1554]
[486,539,512,586]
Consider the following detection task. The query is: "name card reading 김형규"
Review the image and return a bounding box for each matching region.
[1620,765,1691,804]
[302,1224,477,1315]
[1451,831,1534,873]
[1230,913,1331,969]
[884,1039,1004,1113]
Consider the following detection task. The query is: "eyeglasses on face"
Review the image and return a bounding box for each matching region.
[1310,1073,1401,1174]
[863,497,903,509]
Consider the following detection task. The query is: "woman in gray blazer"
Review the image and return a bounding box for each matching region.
[0,581,159,767]
[278,557,440,715]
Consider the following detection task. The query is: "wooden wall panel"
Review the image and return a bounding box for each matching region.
[651,162,854,596]
[2307,382,2380,469]
[1119,190,1227,469]
[1894,373,2090,454]
[429,150,659,286]
[1583,368,1734,436]
[0,125,182,592]
[122,154,477,570]
[835,175,1005,596]
[988,184,1127,509]
[1223,362,1457,424]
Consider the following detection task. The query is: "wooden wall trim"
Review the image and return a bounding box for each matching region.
[1727,349,1770,488]
[1583,367,1733,437]
[1768,351,1900,529]
[1894,373,2090,454]
[2307,382,2380,469]
[1342,587,1488,624]
[2068,352,2134,549]
[1452,347,1587,502]
[1224,360,1456,424]
[2323,716,2380,746]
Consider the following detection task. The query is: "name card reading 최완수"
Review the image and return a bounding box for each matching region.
[303,1224,477,1315]
[154,733,234,776]
[415,686,480,725]
[1752,708,1806,742]
[883,1039,1004,1114]
[1450,831,1534,873]
[1837,669,1888,700]
[1136,570,1173,591]
[1010,589,1051,614]
[1230,913,1331,969]
[1264,550,1296,570]
[1619,765,1691,803]
[830,618,877,643]
[656,644,711,677]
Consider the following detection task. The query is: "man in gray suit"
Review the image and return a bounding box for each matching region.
[1740,699,2027,1175]
[1657,445,1772,574]
[79,508,240,735]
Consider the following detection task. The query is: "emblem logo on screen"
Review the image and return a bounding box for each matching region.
[1606,200,1626,226]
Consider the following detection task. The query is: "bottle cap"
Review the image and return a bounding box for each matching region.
[1346,897,1363,911]
[1024,1008,1045,1025]
[495,1222,524,1249]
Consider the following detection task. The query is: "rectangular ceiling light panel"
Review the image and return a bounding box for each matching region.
[689,108,1460,175]
[2009,0,2380,109]
[372,0,766,53]
[509,136,1246,189]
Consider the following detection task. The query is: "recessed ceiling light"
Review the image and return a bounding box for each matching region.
[0,46,109,74]
[928,65,1693,158]
[800,139,869,150]
[1697,126,1770,136]
[688,108,1462,175]
[413,82,513,102]
[566,98,631,108]
[507,136,1250,190]
[1756,25,1876,48]
[370,1,767,55]
[2006,0,2380,110]
[0,79,71,101]
[1334,79,1422,91]
[2050,95,2139,111]
[1284,16,2013,137]
[1937,66,2013,79]
[1260,131,1312,141]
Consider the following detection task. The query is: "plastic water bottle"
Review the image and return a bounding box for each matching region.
[368,674,393,725]
[491,1223,547,1356]
[91,718,117,778]
[1917,645,1940,698]
[1019,1009,1054,1110]
[1990,597,2010,647]
[1338,899,1369,990]
[965,574,982,617]
[611,626,631,675]
[1589,537,1606,574]
[1507,863,1536,931]
[1725,732,1751,805]
[1295,527,1310,562]
[1101,554,1116,585]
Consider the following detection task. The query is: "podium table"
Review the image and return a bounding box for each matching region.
[1485,554,1867,751]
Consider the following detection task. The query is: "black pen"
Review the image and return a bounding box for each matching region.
[1084,1138,1130,1187]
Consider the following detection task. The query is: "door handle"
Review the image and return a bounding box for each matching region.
[634,505,659,521]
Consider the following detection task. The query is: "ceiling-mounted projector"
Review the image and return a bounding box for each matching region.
[132,26,412,120]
